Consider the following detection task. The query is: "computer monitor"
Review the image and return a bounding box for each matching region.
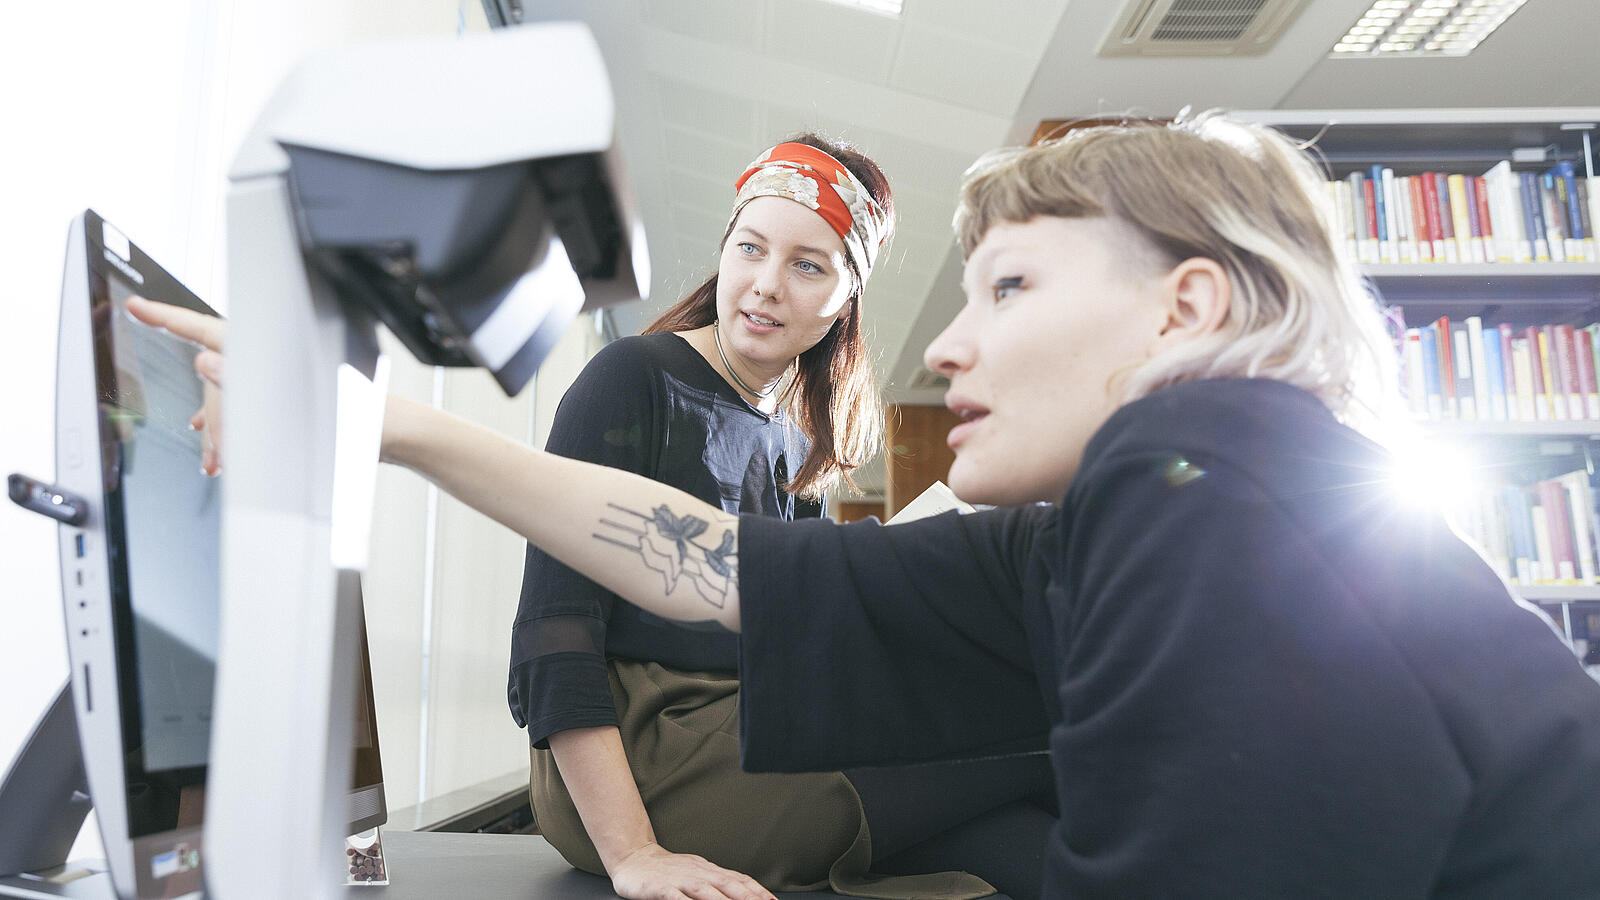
[43,209,386,898]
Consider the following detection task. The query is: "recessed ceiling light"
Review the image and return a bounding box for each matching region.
[816,0,903,17]
[1329,0,1525,56]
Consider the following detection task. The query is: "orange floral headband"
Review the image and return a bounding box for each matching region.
[731,142,889,284]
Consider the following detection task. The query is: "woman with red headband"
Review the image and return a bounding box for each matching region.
[505,135,1051,900]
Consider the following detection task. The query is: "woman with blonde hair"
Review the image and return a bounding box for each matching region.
[139,112,1600,897]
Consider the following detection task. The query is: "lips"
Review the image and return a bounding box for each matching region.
[944,395,989,449]
[739,309,783,335]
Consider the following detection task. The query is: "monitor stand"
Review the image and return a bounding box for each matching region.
[0,682,113,898]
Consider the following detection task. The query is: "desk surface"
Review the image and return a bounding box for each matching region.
[378,830,941,900]
[0,830,1012,899]
[377,830,613,898]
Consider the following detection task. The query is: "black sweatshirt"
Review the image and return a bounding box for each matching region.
[739,377,1600,898]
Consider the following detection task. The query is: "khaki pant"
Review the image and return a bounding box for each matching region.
[529,660,994,899]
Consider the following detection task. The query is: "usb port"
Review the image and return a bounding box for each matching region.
[74,534,86,558]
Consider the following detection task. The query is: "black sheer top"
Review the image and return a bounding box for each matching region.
[508,332,821,748]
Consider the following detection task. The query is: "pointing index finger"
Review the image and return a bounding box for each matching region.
[125,295,225,353]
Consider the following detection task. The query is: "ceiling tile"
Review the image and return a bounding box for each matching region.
[899,0,1068,58]
[887,188,959,239]
[641,0,767,47]
[672,203,737,254]
[654,75,764,146]
[665,167,737,213]
[889,22,1038,112]
[660,123,757,182]
[761,0,900,85]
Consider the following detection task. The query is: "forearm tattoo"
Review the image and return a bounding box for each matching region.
[595,502,737,611]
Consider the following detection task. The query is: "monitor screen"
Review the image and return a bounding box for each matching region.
[100,252,222,783]
[56,211,385,898]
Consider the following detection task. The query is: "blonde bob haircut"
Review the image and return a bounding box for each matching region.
[953,111,1397,426]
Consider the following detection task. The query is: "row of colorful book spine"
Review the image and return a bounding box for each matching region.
[1401,316,1600,422]
[1454,472,1599,587]
[1329,161,1600,265]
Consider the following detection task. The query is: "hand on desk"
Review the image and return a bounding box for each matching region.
[125,295,226,476]
[609,841,776,900]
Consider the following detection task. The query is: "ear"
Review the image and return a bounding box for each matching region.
[1154,257,1230,347]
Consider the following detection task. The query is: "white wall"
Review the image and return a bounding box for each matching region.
[1,0,602,859]
[0,0,216,862]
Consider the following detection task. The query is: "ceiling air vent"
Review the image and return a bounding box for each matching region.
[1099,0,1309,57]
[906,368,950,391]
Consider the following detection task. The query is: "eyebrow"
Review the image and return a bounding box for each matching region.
[734,227,835,262]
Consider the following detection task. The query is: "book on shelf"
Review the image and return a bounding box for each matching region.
[1403,329,1427,418]
[1422,173,1447,262]
[1584,325,1600,418]
[1457,471,1600,587]
[1450,321,1476,420]
[1576,327,1600,419]
[1418,327,1443,417]
[1331,181,1356,261]
[1466,316,1492,422]
[1511,334,1537,421]
[1325,159,1600,266]
[1361,172,1381,264]
[1550,162,1593,262]
[1502,485,1535,585]
[1521,171,1552,262]
[1541,173,1571,262]
[1483,160,1532,263]
[1587,176,1600,262]
[1478,320,1508,421]
[1436,173,1460,263]
[1370,165,1396,264]
[1447,174,1479,264]
[1436,316,1457,416]
[1497,323,1519,419]
[1408,174,1434,263]
[1559,471,1599,583]
[1578,178,1598,263]
[1551,324,1580,420]
[1537,480,1579,582]
[1472,175,1495,264]
[1398,313,1600,425]
[1393,168,1418,263]
[1537,328,1562,421]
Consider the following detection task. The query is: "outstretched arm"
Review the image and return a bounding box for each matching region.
[127,294,743,633]
[383,392,745,632]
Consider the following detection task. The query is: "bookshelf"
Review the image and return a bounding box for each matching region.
[1237,109,1600,672]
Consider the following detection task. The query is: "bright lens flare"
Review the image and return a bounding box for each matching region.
[1389,438,1479,513]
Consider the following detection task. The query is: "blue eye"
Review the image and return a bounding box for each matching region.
[993,276,1023,301]
[796,260,822,274]
[738,242,759,255]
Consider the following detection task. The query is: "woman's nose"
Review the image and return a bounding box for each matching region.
[752,260,783,300]
[924,305,976,375]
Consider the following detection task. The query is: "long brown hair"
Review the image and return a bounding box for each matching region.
[645,133,894,500]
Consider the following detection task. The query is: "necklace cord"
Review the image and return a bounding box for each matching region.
[713,321,780,400]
